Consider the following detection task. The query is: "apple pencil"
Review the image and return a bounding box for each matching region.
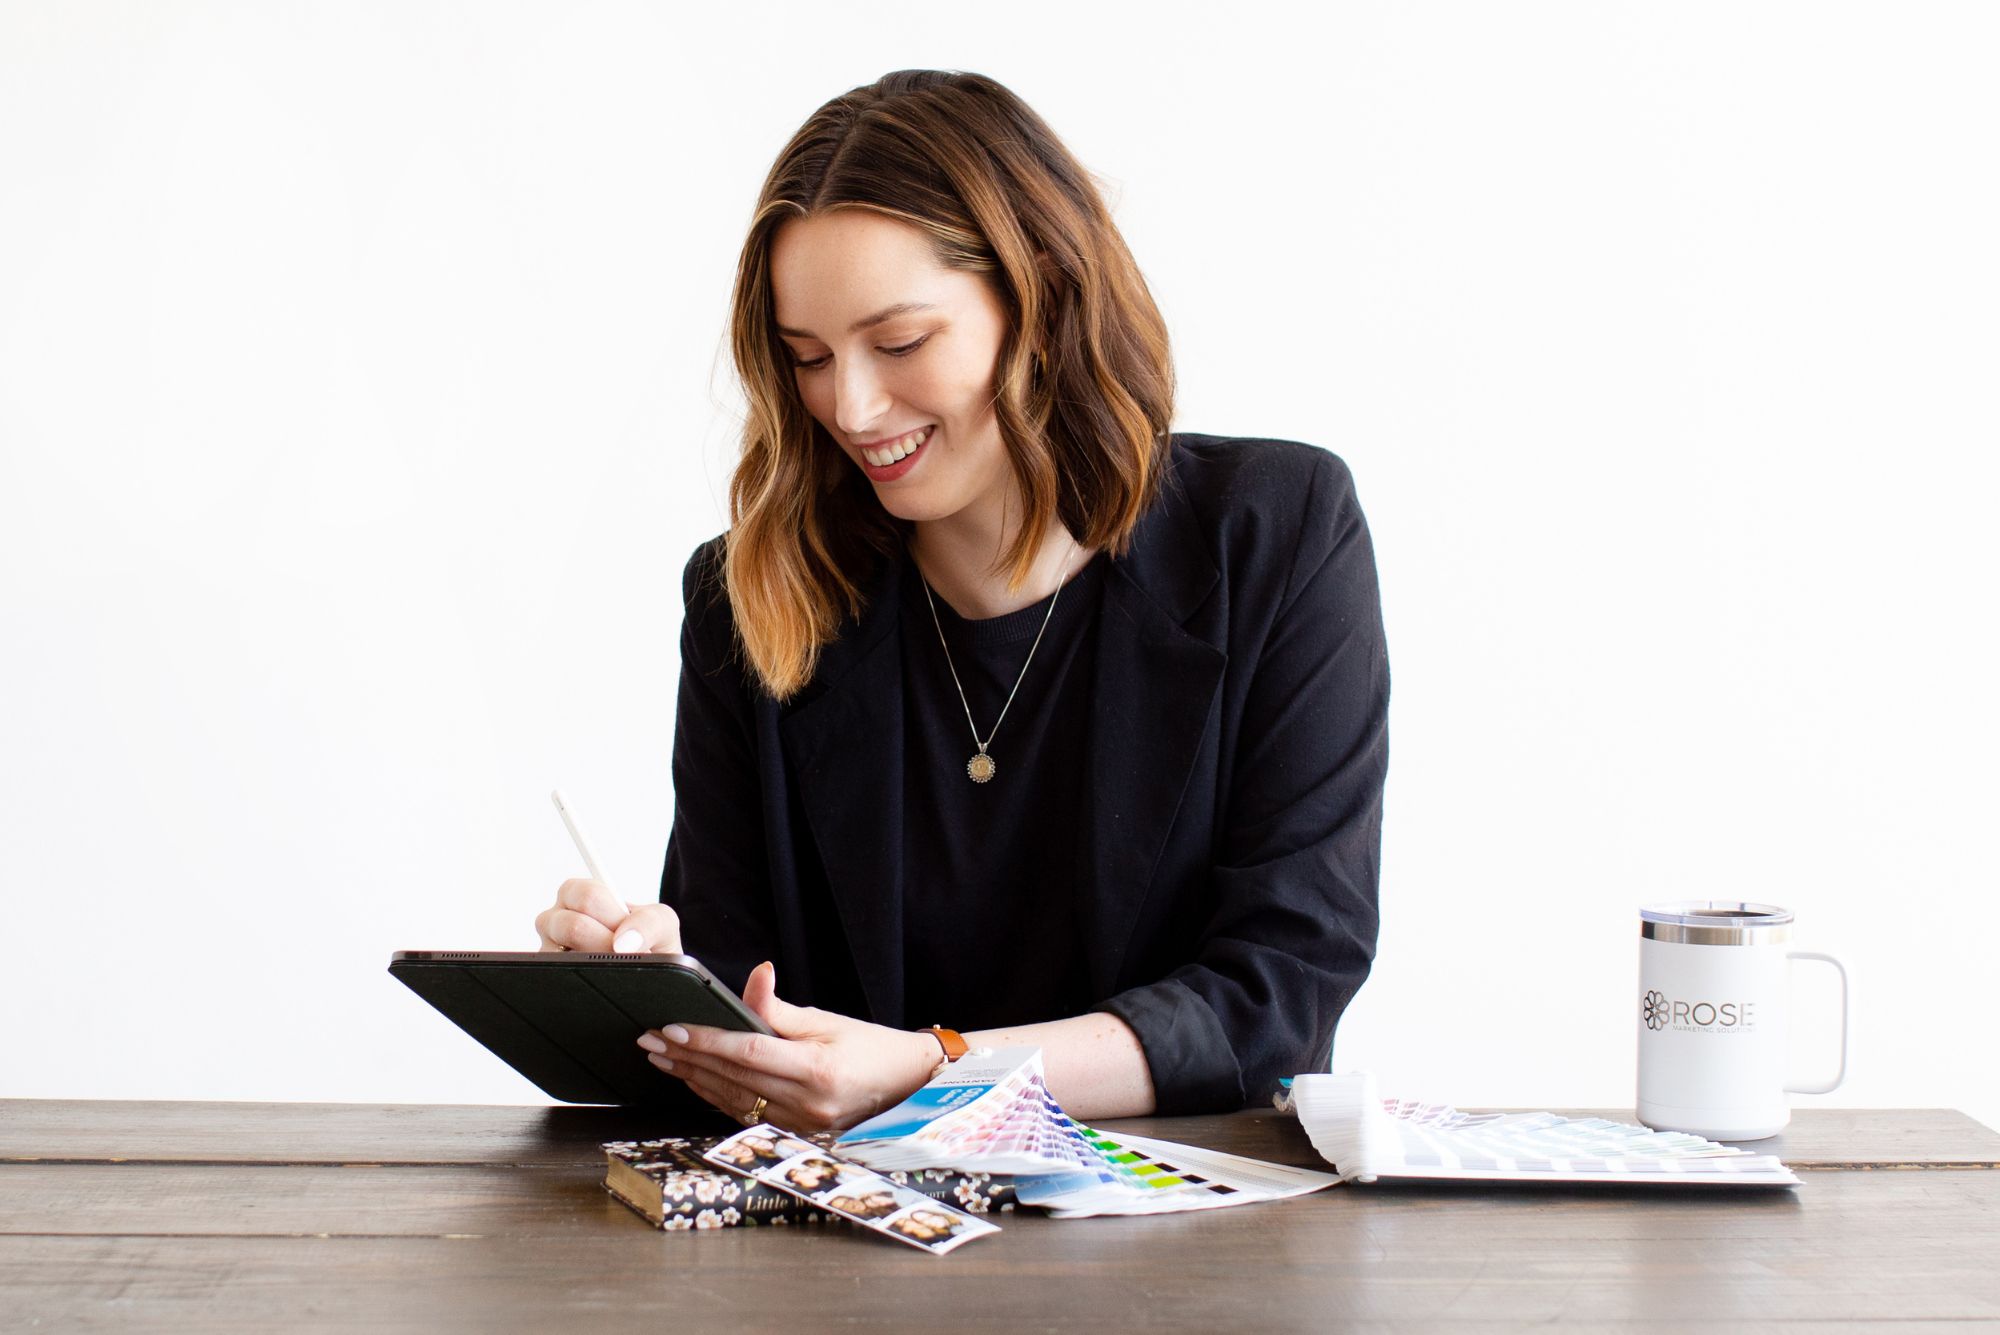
[550,788,639,950]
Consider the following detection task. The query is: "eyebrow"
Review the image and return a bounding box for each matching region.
[774,301,940,339]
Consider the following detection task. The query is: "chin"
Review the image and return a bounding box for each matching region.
[873,491,953,524]
[859,473,950,518]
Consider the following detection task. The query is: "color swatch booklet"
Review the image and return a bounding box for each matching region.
[836,1046,1337,1217]
[1280,1073,1802,1187]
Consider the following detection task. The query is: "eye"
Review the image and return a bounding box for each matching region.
[789,335,930,372]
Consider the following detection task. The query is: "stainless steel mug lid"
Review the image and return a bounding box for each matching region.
[1640,901,1794,945]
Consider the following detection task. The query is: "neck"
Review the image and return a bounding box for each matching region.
[909,490,1091,621]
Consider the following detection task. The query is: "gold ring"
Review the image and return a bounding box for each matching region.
[742,1094,767,1126]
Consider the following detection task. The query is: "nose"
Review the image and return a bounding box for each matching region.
[831,355,893,440]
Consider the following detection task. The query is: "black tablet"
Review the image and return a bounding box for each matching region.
[388,950,774,1108]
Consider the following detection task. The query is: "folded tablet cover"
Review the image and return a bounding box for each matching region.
[389,952,751,1109]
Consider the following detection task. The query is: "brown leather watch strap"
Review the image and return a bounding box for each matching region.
[925,1026,969,1062]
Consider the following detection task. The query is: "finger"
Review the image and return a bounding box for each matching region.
[609,902,682,955]
[649,1051,812,1120]
[557,878,631,929]
[741,960,776,1013]
[652,1053,756,1117]
[646,1034,814,1106]
[670,1061,819,1134]
[539,907,615,953]
[738,962,817,1039]
[645,1017,819,1094]
[671,1019,821,1086]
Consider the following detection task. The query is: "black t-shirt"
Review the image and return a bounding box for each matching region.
[898,543,1109,1032]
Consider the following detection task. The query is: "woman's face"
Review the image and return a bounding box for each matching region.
[771,210,1014,527]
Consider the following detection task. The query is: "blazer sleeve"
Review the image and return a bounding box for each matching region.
[1098,449,1389,1112]
[657,537,778,996]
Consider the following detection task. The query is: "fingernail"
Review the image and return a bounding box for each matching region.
[646,1052,674,1072]
[613,930,643,953]
[662,1024,690,1046]
[635,1032,666,1054]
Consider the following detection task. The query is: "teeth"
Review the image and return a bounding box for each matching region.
[862,425,932,468]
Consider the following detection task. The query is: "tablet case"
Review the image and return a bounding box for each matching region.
[388,951,771,1109]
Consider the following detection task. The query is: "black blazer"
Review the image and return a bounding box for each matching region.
[659,433,1389,1113]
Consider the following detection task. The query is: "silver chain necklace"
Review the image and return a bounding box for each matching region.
[916,547,1077,784]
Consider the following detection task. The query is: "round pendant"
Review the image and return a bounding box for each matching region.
[966,752,997,783]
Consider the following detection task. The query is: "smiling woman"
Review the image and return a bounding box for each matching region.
[531,69,1390,1136]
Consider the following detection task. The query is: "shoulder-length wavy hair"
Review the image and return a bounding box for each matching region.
[721,69,1175,701]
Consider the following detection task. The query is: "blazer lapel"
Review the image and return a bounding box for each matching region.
[1081,453,1227,999]
[779,550,908,1026]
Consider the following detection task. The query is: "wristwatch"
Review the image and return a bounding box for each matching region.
[921,1025,968,1083]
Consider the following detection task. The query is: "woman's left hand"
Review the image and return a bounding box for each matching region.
[637,962,942,1134]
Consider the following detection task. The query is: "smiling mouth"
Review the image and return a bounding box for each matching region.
[859,424,934,468]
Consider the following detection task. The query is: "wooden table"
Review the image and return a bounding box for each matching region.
[4,1100,1996,1331]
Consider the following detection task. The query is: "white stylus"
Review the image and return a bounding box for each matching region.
[550,788,638,950]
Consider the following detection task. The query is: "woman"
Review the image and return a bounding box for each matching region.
[533,69,1389,1133]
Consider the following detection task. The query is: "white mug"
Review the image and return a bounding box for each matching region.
[1636,901,1849,1141]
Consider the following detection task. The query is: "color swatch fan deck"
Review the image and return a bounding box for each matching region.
[836,1047,1337,1217]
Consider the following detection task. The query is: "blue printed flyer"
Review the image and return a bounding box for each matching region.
[838,1046,1040,1146]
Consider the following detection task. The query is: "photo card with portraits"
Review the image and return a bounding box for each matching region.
[882,1202,978,1248]
[704,1123,1000,1255]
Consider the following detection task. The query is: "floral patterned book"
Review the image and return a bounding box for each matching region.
[602,1133,1020,1230]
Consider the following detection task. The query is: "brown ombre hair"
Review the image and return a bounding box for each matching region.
[721,69,1175,700]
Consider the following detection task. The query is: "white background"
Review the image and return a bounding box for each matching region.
[4,2,1995,1132]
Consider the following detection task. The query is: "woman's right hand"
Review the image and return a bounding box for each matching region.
[534,878,683,955]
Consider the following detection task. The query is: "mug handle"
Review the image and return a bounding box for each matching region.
[1784,950,1850,1095]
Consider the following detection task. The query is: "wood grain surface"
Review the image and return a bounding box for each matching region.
[6,1100,1993,1168]
[3,1099,1996,1331]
